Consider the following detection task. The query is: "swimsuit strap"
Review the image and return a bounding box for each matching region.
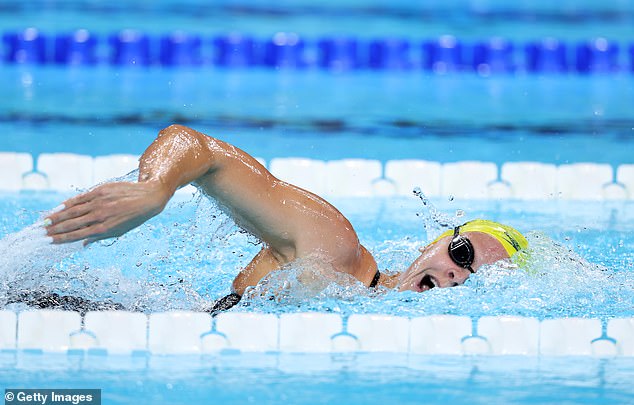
[207,292,242,316]
[369,270,381,288]
[209,271,381,315]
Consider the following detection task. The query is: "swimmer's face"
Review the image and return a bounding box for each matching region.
[398,232,510,292]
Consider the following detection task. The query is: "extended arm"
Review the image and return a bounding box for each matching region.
[45,125,366,276]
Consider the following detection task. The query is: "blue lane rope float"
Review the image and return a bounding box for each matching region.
[213,34,258,67]
[109,30,152,66]
[159,31,203,66]
[317,37,360,70]
[1,29,630,74]
[53,29,99,65]
[472,37,515,74]
[526,38,569,73]
[368,38,413,70]
[423,35,466,73]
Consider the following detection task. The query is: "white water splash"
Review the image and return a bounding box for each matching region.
[413,187,463,239]
[0,216,82,288]
[1,189,631,319]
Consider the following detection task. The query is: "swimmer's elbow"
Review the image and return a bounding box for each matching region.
[158,124,204,142]
[156,124,216,154]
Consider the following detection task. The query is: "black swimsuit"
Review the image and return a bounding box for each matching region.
[6,291,125,315]
[206,270,382,316]
[369,269,381,288]
[206,292,243,316]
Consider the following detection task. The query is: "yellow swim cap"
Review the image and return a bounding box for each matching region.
[432,219,528,257]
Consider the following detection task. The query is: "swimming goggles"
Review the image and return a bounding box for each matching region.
[448,226,475,273]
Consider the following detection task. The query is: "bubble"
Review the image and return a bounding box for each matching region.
[110,279,120,294]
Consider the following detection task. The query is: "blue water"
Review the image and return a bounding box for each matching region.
[2,354,634,405]
[1,1,634,404]
[1,193,632,319]
[3,0,634,40]
[2,193,632,404]
[1,67,633,166]
[1,193,632,404]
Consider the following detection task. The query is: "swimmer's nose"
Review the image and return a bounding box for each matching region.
[440,267,471,287]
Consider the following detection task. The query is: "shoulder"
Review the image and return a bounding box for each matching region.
[298,210,365,267]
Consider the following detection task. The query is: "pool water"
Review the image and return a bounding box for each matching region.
[1,0,634,404]
[1,192,632,319]
[4,193,633,405]
[1,68,633,166]
[3,0,634,40]
[2,353,634,405]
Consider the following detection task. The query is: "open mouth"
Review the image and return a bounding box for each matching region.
[419,274,437,291]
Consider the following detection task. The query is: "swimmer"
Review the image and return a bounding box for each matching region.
[44,124,527,313]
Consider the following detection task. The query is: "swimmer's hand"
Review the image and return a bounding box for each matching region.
[45,181,171,245]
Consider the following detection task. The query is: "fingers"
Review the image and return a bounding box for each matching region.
[46,201,95,228]
[50,183,118,213]
[61,189,96,210]
[45,190,96,228]
[44,182,143,245]
[45,192,104,243]
[46,214,100,236]
[49,222,108,244]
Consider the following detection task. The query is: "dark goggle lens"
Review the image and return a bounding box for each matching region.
[448,227,475,272]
